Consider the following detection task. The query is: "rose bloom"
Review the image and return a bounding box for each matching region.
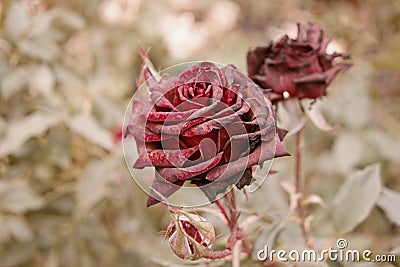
[125,61,289,206]
[247,23,352,103]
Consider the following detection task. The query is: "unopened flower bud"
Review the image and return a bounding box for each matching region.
[166,212,215,260]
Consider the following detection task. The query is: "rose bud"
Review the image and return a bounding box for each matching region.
[125,57,289,206]
[247,22,352,103]
[165,212,215,260]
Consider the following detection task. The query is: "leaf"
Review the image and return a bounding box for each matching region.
[277,98,305,135]
[301,98,336,132]
[1,240,38,267]
[0,111,62,157]
[323,62,372,130]
[332,132,366,174]
[55,8,86,29]
[391,246,400,255]
[367,129,400,163]
[195,207,227,224]
[76,159,114,213]
[0,179,44,213]
[376,187,400,227]
[53,64,85,89]
[0,216,10,243]
[28,64,55,95]
[302,194,329,209]
[93,95,124,128]
[67,113,113,150]
[0,66,31,100]
[276,220,305,247]
[43,247,59,267]
[281,181,301,214]
[240,214,261,231]
[5,1,30,41]
[247,165,290,215]
[251,220,285,260]
[17,37,59,62]
[332,164,381,235]
[345,263,376,267]
[26,11,56,38]
[0,116,7,134]
[326,260,345,267]
[6,216,34,242]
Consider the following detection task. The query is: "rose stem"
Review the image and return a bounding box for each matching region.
[216,190,245,266]
[215,199,231,226]
[295,129,312,248]
[205,249,232,259]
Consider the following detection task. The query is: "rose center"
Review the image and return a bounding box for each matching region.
[198,138,217,161]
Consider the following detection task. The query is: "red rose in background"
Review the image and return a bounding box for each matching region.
[247,23,352,103]
[125,61,289,206]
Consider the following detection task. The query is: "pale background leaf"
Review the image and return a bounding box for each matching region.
[67,113,113,151]
[333,164,382,235]
[0,111,62,156]
[376,187,400,227]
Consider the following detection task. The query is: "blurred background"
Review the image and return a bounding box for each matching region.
[0,0,399,266]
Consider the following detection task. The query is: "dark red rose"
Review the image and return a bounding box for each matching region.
[247,23,352,103]
[125,61,289,206]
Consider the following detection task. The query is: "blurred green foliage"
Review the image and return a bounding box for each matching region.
[0,0,399,266]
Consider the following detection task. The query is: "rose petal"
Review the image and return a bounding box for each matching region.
[146,172,185,207]
[160,152,223,182]
[319,36,332,56]
[179,65,202,82]
[194,63,226,87]
[222,84,239,106]
[203,84,212,97]
[211,84,223,101]
[305,22,322,50]
[182,100,249,137]
[198,138,217,161]
[194,176,235,202]
[186,100,221,120]
[145,109,195,122]
[247,45,270,77]
[206,135,289,181]
[133,145,199,168]
[151,90,175,109]
[294,72,327,84]
[195,168,252,202]
[324,63,353,84]
[143,65,159,90]
[235,168,253,189]
[126,124,170,142]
